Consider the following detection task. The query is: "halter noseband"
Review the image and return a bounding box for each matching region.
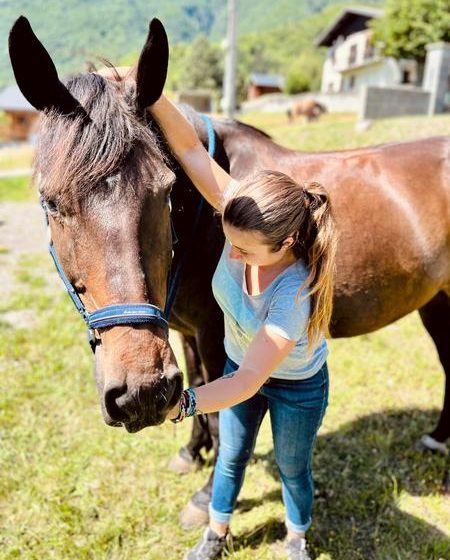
[42,114,216,352]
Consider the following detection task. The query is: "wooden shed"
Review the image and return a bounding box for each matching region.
[247,73,285,100]
[0,85,39,142]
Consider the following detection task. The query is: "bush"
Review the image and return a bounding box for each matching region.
[285,70,311,94]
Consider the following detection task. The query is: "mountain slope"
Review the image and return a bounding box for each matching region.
[0,0,382,88]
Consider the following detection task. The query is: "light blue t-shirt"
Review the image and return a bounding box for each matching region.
[211,240,328,380]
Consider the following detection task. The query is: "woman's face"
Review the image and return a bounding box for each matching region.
[223,223,293,267]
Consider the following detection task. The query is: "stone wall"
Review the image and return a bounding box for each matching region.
[176,90,214,113]
[358,85,430,120]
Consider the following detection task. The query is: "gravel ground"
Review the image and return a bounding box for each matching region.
[0,201,62,325]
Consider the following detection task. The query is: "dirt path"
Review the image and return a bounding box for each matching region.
[0,168,32,178]
[0,201,60,310]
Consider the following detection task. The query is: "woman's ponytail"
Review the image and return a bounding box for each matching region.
[300,182,337,351]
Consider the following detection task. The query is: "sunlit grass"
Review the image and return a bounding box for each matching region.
[239,111,450,152]
[0,176,35,203]
[0,250,448,560]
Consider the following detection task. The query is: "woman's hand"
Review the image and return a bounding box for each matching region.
[95,65,136,82]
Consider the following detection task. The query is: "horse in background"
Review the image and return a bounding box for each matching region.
[287,98,327,123]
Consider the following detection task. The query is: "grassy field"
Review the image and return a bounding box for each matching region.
[238,111,450,151]
[0,176,34,203]
[0,113,449,560]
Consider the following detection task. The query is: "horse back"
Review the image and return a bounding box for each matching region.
[234,134,450,336]
[312,137,450,335]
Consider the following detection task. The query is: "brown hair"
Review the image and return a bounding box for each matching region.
[223,170,337,350]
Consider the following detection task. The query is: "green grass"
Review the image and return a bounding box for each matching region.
[0,176,35,203]
[239,112,450,152]
[0,254,448,559]
[1,113,449,559]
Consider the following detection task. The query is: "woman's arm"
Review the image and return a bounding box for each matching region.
[97,67,233,210]
[150,95,232,210]
[167,326,296,418]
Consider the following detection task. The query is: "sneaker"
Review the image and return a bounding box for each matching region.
[286,537,312,560]
[184,527,230,560]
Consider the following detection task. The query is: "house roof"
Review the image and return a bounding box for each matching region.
[315,6,383,47]
[0,85,35,112]
[249,73,284,89]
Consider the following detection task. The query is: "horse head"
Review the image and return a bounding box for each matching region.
[9,16,183,432]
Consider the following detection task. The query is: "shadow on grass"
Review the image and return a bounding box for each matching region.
[234,408,449,559]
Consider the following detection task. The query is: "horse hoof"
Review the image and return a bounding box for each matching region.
[415,434,448,455]
[168,448,202,475]
[179,501,209,530]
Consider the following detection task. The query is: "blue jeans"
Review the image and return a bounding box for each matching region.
[209,357,329,533]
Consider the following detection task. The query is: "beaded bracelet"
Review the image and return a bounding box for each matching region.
[171,387,198,423]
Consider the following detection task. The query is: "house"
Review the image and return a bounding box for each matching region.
[0,85,39,142]
[247,73,285,99]
[315,6,418,94]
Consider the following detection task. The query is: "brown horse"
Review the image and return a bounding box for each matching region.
[287,98,327,123]
[9,16,449,525]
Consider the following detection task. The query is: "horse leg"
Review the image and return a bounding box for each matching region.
[168,334,213,474]
[416,291,450,492]
[179,323,225,530]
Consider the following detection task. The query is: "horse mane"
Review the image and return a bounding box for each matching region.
[35,72,169,206]
[176,103,272,141]
[234,120,272,140]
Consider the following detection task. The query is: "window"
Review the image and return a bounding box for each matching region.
[331,48,336,64]
[401,70,411,84]
[364,38,375,60]
[348,44,357,66]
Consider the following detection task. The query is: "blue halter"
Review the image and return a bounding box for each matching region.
[42,114,216,352]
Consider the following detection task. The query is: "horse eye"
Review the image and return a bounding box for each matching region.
[44,198,59,214]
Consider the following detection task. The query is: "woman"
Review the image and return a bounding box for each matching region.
[145,94,337,560]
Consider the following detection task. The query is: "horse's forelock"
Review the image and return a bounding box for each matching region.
[35,73,167,206]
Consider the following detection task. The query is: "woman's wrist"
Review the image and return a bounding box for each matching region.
[169,388,199,423]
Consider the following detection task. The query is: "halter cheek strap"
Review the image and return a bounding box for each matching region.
[42,114,216,353]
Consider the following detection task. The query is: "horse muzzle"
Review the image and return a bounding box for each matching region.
[101,365,183,431]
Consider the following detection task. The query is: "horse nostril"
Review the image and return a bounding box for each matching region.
[104,381,130,423]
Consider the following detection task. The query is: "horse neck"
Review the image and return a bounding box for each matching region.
[213,119,307,179]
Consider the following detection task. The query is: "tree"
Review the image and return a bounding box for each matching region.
[177,36,224,91]
[371,0,450,62]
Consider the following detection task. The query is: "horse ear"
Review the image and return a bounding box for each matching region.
[135,18,169,113]
[8,16,88,119]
